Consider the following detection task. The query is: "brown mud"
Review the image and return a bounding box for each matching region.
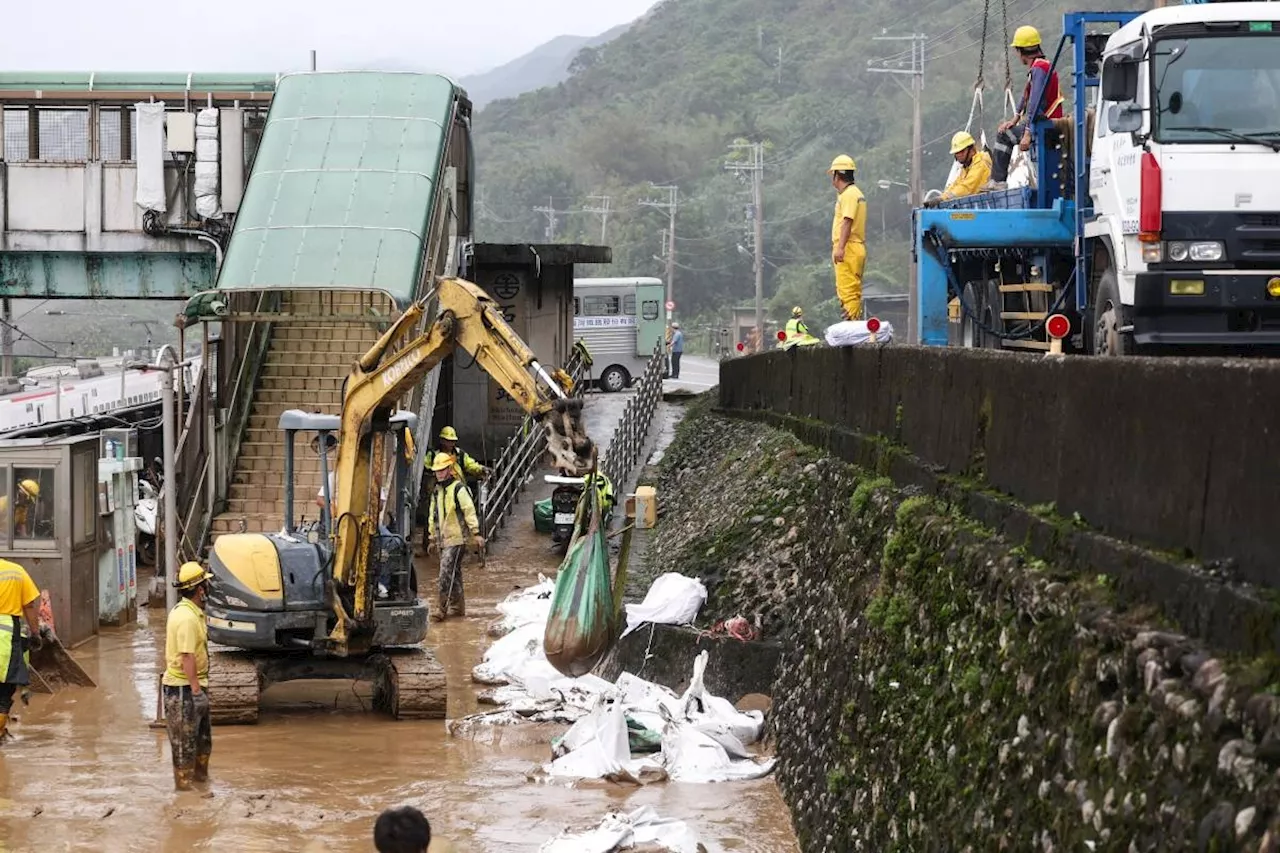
[0,519,797,852]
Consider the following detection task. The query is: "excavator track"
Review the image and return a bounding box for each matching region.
[370,648,447,719]
[207,648,262,725]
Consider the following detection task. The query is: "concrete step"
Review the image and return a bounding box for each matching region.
[258,376,346,392]
[233,469,326,488]
[259,363,356,380]
[255,388,343,405]
[224,496,315,517]
[211,513,286,535]
[272,326,384,341]
[229,483,325,502]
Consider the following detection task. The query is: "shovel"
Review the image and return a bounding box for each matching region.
[26,590,96,693]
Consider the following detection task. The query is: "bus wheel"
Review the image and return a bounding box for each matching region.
[599,366,630,393]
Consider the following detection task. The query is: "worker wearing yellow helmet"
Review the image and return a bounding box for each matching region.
[162,561,214,790]
[429,426,488,488]
[0,479,41,540]
[928,131,993,205]
[426,452,483,621]
[993,24,1064,183]
[828,155,867,321]
[0,555,45,744]
[781,306,813,349]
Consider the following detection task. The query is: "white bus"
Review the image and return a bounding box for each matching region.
[573,277,667,392]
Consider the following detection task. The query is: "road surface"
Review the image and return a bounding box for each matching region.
[664,354,718,393]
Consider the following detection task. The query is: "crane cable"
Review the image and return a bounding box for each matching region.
[1002,0,1016,117]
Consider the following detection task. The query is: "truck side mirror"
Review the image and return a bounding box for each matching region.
[1108,102,1144,134]
[1101,56,1139,103]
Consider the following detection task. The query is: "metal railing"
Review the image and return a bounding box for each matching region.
[480,341,592,539]
[601,343,665,490]
[174,289,279,559]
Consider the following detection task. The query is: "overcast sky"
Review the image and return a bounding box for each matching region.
[2,0,660,79]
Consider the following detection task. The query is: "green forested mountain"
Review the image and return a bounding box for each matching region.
[473,0,1123,329]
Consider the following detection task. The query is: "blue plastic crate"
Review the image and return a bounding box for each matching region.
[938,187,1033,211]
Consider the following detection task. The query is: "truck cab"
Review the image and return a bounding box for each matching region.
[1089,2,1280,349]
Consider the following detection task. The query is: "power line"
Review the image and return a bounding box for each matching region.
[725,141,766,342]
[533,195,572,242]
[639,184,679,317]
[583,194,613,243]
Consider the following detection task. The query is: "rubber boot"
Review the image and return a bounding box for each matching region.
[174,764,195,792]
[431,595,448,622]
[452,591,466,618]
[194,754,210,784]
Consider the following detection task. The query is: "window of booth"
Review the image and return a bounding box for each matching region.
[13,466,57,543]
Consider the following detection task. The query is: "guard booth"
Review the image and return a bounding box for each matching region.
[0,434,100,646]
[731,306,778,353]
[446,243,611,455]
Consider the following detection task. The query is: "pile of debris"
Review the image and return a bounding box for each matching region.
[451,578,774,785]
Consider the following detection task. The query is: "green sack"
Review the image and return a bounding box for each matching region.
[533,498,554,534]
[543,479,616,677]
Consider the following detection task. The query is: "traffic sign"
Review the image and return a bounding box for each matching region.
[665,301,675,311]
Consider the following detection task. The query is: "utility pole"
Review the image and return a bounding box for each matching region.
[583,194,612,243]
[726,141,765,344]
[869,32,927,344]
[640,185,679,317]
[1,300,12,377]
[533,196,568,242]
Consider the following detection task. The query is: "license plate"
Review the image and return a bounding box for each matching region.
[554,512,575,525]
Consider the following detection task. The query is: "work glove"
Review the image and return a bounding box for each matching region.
[26,631,43,652]
[38,624,55,643]
[192,690,211,715]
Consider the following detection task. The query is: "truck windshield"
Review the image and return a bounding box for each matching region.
[1152,33,1280,143]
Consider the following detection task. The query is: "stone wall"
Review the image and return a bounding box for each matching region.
[647,399,1280,851]
[719,347,1280,589]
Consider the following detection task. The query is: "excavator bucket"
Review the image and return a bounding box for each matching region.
[542,397,595,475]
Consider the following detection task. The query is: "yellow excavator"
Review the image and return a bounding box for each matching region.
[203,278,595,723]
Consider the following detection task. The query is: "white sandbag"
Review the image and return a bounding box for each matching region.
[492,575,555,636]
[1008,144,1036,190]
[679,652,765,746]
[539,806,702,853]
[196,106,219,127]
[134,102,167,213]
[622,573,707,638]
[546,697,633,779]
[195,138,218,162]
[824,319,895,347]
[660,721,776,783]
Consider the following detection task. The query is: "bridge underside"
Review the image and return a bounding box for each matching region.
[0,251,214,299]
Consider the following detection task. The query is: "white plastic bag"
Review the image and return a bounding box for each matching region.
[824,319,895,347]
[622,573,707,637]
[1007,143,1036,190]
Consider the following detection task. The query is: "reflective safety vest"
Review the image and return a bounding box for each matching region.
[1022,57,1064,120]
[785,318,809,341]
[584,473,615,513]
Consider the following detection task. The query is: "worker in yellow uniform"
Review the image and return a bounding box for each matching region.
[931,132,993,203]
[426,453,483,621]
[828,155,867,321]
[0,480,40,540]
[781,306,820,349]
[583,470,615,521]
[162,561,213,791]
[0,558,44,743]
[432,427,488,486]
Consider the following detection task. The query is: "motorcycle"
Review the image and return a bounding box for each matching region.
[135,457,161,567]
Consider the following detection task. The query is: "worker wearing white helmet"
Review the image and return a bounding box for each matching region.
[828,155,867,321]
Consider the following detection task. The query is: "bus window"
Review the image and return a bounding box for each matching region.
[582,296,621,316]
[641,300,660,321]
[624,295,637,315]
[573,297,580,315]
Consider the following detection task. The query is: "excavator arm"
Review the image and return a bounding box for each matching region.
[326,277,594,652]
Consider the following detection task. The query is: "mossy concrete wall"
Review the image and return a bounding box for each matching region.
[719,347,1280,588]
[649,399,1280,851]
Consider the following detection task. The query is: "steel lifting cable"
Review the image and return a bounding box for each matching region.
[1001,0,1015,117]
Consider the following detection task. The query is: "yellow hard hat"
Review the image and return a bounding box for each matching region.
[828,154,857,173]
[1011,25,1041,49]
[792,306,803,317]
[430,452,456,472]
[174,561,212,590]
[438,426,459,442]
[17,479,39,499]
[950,131,977,154]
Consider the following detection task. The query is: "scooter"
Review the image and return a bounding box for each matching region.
[545,474,585,555]
[135,457,161,567]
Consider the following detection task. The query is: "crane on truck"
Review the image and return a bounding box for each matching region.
[915,1,1280,355]
[200,277,595,724]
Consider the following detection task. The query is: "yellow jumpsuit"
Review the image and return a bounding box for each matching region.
[832,184,868,320]
[941,151,993,200]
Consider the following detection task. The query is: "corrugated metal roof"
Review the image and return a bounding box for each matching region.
[0,72,278,92]
[216,72,460,306]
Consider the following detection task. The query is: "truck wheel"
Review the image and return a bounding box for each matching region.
[1090,268,1134,356]
[982,279,1005,349]
[599,365,630,393]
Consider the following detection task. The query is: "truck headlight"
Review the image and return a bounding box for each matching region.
[1167,241,1189,262]
[1189,241,1224,262]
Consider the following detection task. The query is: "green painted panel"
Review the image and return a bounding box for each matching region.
[216,71,459,307]
[0,72,277,92]
[0,253,213,298]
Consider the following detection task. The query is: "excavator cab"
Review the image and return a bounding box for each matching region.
[284,409,419,603]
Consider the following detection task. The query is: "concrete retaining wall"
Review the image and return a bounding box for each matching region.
[720,347,1280,587]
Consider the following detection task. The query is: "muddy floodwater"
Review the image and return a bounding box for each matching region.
[0,525,798,852]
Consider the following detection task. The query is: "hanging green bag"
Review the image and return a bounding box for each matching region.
[543,476,616,677]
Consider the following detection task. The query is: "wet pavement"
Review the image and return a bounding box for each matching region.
[0,390,796,852]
